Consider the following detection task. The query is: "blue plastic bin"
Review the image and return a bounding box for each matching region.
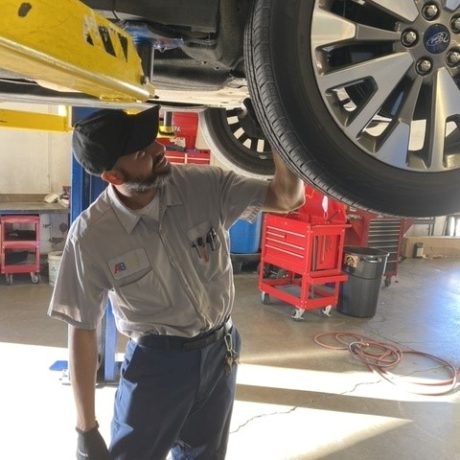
[229,213,262,254]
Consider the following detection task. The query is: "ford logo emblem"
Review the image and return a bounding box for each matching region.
[424,24,450,54]
[427,32,449,47]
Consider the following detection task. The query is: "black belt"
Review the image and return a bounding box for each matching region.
[136,318,233,351]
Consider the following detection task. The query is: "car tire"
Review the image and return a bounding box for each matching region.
[245,0,460,216]
[199,105,274,179]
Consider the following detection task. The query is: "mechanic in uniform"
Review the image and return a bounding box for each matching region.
[48,105,304,460]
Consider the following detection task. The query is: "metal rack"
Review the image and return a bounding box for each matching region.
[345,211,412,287]
[0,215,41,284]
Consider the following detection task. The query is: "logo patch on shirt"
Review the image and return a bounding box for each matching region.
[114,262,127,274]
[108,249,150,280]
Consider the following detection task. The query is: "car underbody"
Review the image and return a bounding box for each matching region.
[0,0,250,107]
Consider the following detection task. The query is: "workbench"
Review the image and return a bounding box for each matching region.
[0,195,68,215]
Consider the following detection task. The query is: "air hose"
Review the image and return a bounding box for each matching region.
[314,332,459,396]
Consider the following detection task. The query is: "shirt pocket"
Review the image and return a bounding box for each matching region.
[186,220,224,281]
[116,268,172,311]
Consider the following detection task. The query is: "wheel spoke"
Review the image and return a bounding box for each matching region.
[366,0,419,22]
[376,124,411,168]
[319,53,411,90]
[347,55,413,138]
[377,77,423,168]
[262,139,271,153]
[312,9,400,49]
[319,53,413,138]
[427,69,460,170]
[238,132,249,144]
[228,120,241,134]
[250,138,258,151]
[354,23,401,42]
[311,9,354,48]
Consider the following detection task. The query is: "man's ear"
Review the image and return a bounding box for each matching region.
[101,169,124,185]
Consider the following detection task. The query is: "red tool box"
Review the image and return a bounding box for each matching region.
[0,215,41,284]
[157,111,211,166]
[156,138,211,166]
[164,148,211,165]
[258,187,349,319]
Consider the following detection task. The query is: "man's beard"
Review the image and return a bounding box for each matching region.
[123,167,172,194]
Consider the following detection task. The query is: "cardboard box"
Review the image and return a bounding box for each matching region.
[402,236,460,258]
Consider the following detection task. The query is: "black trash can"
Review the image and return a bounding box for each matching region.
[338,246,389,318]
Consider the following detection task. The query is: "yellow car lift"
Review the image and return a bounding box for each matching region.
[0,0,154,105]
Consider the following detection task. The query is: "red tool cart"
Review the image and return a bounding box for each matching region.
[157,111,211,165]
[345,210,412,287]
[258,187,349,319]
[0,215,41,285]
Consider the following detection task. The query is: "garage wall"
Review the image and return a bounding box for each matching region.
[0,103,71,195]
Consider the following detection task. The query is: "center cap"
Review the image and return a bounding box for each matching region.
[424,24,450,54]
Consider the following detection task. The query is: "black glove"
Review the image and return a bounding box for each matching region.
[76,422,110,460]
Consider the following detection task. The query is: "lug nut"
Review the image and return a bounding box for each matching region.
[447,49,460,66]
[423,3,440,20]
[452,16,460,33]
[401,29,418,47]
[416,58,433,75]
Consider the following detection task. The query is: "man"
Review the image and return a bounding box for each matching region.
[48,105,304,460]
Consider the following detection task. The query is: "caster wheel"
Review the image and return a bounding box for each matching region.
[260,292,270,304]
[384,277,391,288]
[290,309,305,321]
[321,305,332,317]
[30,273,40,284]
[5,274,13,285]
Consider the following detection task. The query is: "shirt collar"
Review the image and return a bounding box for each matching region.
[107,185,141,234]
[107,168,184,233]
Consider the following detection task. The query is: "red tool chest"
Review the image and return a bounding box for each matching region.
[164,149,211,165]
[0,215,41,284]
[157,111,211,166]
[258,187,349,318]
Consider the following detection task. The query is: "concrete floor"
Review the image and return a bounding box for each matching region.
[0,258,459,460]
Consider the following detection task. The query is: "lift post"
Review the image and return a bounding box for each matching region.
[70,107,120,384]
[50,107,120,384]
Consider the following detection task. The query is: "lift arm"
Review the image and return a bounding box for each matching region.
[0,108,71,132]
[0,0,154,104]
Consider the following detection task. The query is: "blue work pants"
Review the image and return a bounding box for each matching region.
[109,326,241,460]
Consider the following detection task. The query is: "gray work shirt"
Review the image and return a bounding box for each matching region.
[48,165,269,339]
